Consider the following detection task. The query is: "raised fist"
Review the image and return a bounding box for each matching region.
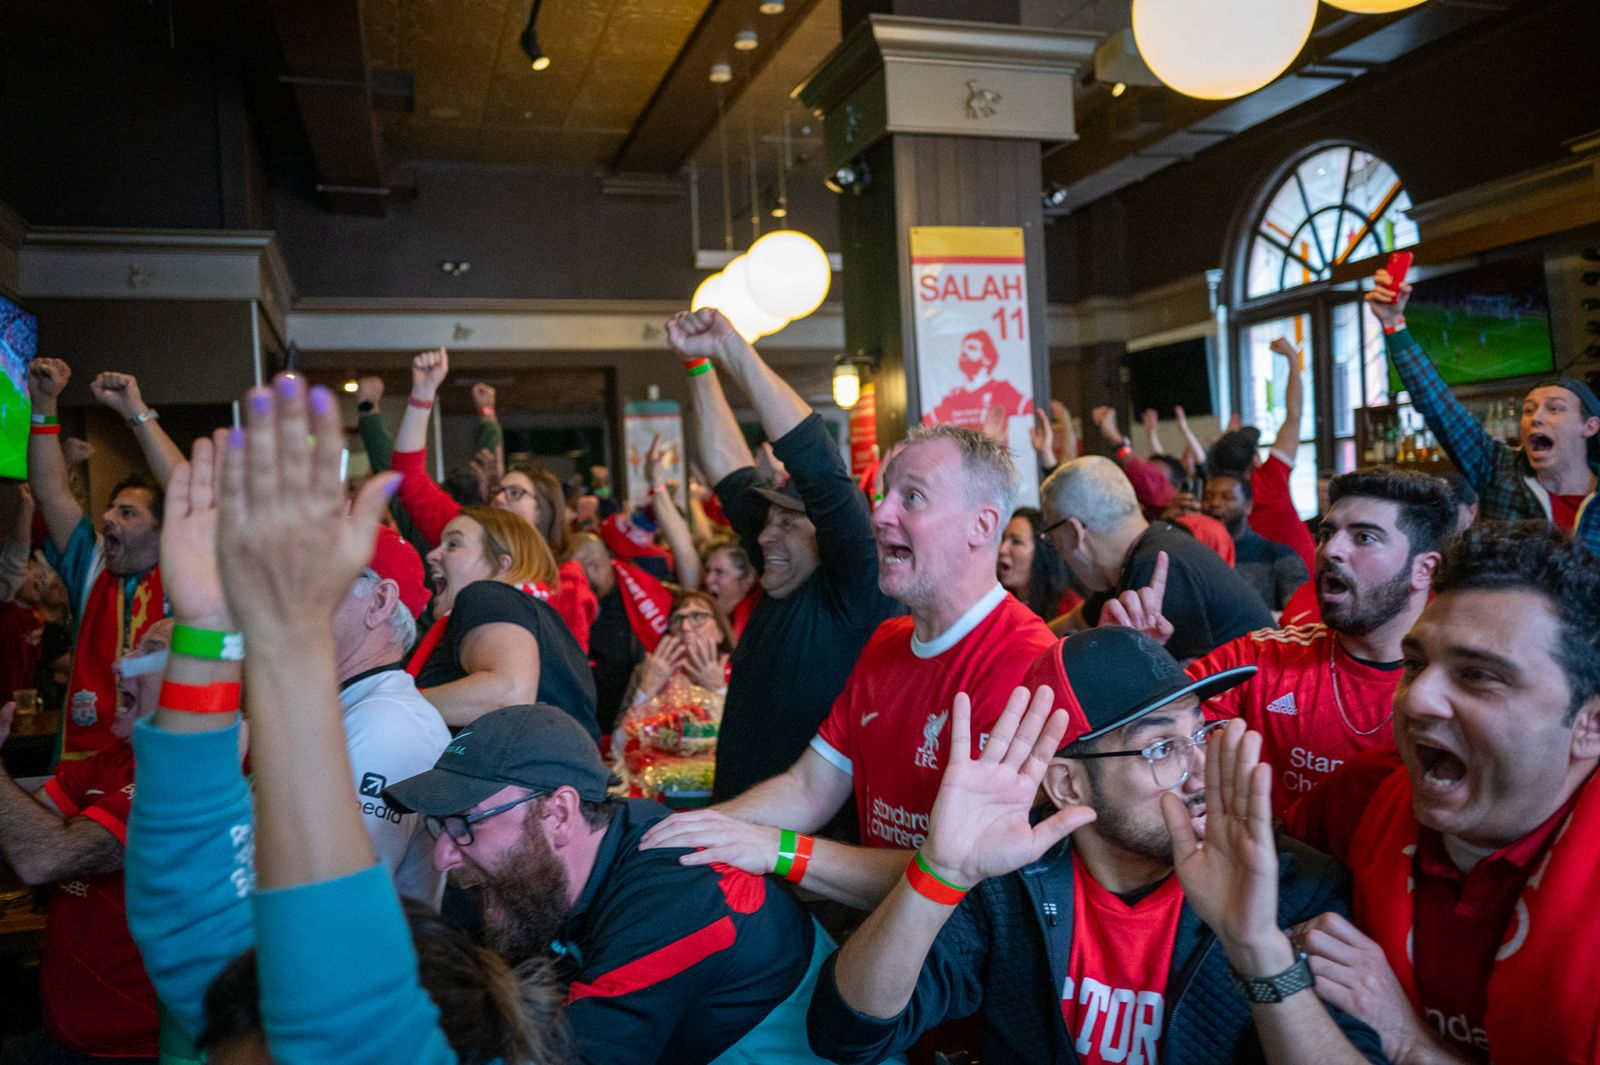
[90,372,149,420]
[28,358,70,405]
[471,382,496,412]
[355,376,384,407]
[664,309,739,363]
[411,348,449,399]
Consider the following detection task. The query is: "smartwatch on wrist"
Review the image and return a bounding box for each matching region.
[128,409,160,427]
[1230,951,1315,1004]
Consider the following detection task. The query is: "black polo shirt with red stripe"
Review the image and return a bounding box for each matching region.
[553,798,814,1064]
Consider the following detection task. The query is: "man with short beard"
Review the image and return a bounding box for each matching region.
[1185,469,1454,812]
[806,629,1384,1065]
[384,704,831,1064]
[1287,523,1600,1064]
[1201,472,1308,613]
[27,359,184,759]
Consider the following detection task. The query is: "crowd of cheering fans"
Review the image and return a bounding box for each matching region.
[0,265,1597,1065]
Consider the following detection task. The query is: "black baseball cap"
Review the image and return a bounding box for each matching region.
[1018,628,1257,752]
[751,478,805,514]
[383,705,614,816]
[1207,426,1262,478]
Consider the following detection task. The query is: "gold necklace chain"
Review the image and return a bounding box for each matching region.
[1328,641,1394,738]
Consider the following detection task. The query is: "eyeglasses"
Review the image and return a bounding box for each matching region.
[1066,719,1230,790]
[425,791,542,846]
[667,611,716,631]
[491,484,533,503]
[1039,515,1072,541]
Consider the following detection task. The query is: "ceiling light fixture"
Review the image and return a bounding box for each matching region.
[832,359,861,410]
[1132,0,1316,100]
[709,62,733,84]
[519,0,550,72]
[1322,0,1428,11]
[734,29,758,51]
[1111,81,1127,97]
[343,380,359,394]
[758,0,785,13]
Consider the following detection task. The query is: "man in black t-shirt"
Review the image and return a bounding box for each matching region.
[413,580,600,742]
[666,310,900,805]
[1042,456,1271,661]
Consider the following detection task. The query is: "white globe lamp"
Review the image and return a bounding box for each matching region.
[744,229,832,320]
[693,259,787,342]
[1322,0,1427,11]
[1132,0,1318,100]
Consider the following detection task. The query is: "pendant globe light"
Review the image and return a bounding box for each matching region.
[1321,0,1428,11]
[692,260,786,343]
[745,230,831,320]
[1132,0,1317,100]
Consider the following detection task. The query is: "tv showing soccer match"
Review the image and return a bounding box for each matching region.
[0,293,38,481]
[1388,253,1555,392]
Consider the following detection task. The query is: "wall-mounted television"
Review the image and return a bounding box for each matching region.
[0,293,38,480]
[1126,336,1215,418]
[1388,252,1554,392]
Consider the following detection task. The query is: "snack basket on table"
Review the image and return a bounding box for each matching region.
[611,673,722,810]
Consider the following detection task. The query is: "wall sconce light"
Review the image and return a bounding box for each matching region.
[832,350,880,409]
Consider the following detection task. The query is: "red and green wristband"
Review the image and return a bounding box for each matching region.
[30,413,60,436]
[773,829,813,884]
[171,624,245,661]
[684,357,713,378]
[905,851,970,906]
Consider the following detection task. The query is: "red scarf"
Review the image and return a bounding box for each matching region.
[1349,767,1600,1064]
[611,559,672,652]
[405,581,555,679]
[64,565,164,759]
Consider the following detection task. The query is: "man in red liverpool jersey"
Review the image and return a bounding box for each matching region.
[642,424,1057,908]
[807,628,1384,1065]
[1287,523,1600,1065]
[1188,469,1455,812]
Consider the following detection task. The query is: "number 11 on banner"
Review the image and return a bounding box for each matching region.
[990,307,1025,340]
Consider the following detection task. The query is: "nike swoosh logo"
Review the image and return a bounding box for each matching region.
[860,712,880,727]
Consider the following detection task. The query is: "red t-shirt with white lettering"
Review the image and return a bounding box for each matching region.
[39,740,159,1056]
[1062,864,1182,1065]
[1250,455,1316,574]
[1187,623,1399,813]
[812,589,1055,848]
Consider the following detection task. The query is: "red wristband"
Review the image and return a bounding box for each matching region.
[478,406,495,417]
[905,851,969,905]
[158,680,242,714]
[408,396,434,410]
[1382,318,1406,335]
[685,357,713,378]
[785,833,814,884]
[1114,444,1132,461]
[30,424,61,436]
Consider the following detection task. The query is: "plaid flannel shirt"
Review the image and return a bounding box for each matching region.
[1386,326,1600,554]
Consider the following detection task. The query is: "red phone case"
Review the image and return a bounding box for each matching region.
[1385,251,1414,292]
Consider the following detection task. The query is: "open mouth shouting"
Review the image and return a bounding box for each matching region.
[1525,431,1556,463]
[1408,731,1469,796]
[877,535,912,569]
[1317,566,1353,606]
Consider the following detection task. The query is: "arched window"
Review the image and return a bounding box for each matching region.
[1227,144,1419,517]
[1246,147,1419,299]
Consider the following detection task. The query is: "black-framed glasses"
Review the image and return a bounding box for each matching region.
[491,484,533,503]
[1066,719,1229,790]
[425,791,542,846]
[667,611,716,632]
[1039,515,1072,541]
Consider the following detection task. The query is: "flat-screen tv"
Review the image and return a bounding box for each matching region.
[1126,336,1215,418]
[1388,252,1554,391]
[0,293,38,481]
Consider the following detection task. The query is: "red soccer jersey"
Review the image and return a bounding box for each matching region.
[1249,454,1316,574]
[811,588,1055,848]
[1062,864,1183,1065]
[1188,623,1399,813]
[1278,579,1322,627]
[39,741,159,1057]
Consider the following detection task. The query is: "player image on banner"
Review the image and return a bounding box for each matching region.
[911,226,1040,506]
[925,330,1032,429]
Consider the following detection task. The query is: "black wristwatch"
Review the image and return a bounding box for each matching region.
[357,400,376,414]
[1230,951,1315,1003]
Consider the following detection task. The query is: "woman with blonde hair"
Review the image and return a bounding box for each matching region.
[407,505,598,737]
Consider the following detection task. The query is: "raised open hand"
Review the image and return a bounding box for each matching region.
[216,375,398,644]
[1173,405,1189,429]
[981,402,1008,443]
[410,348,449,400]
[1090,405,1122,446]
[1099,550,1173,645]
[1162,719,1281,967]
[919,687,1094,888]
[160,430,234,633]
[1141,408,1159,435]
[1029,408,1056,466]
[665,309,739,363]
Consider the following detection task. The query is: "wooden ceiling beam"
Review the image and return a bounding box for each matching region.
[611,0,826,175]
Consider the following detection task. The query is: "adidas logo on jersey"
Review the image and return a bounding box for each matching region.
[1265,693,1299,716]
